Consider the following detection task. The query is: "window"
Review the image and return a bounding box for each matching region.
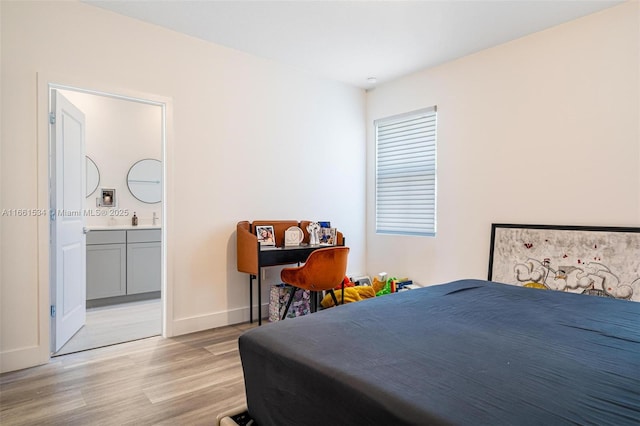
[375,106,437,236]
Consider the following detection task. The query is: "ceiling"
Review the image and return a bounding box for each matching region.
[85,0,623,89]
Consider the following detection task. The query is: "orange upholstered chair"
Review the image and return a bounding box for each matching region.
[280,246,350,320]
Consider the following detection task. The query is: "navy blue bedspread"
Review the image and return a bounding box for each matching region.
[239,279,640,425]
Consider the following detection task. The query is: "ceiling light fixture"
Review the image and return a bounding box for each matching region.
[367,77,377,84]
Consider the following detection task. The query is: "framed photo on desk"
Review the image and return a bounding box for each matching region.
[319,227,337,245]
[256,225,276,246]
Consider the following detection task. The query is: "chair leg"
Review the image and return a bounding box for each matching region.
[329,289,339,307]
[282,286,298,320]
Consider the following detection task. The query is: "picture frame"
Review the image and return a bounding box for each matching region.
[488,223,640,302]
[318,227,337,245]
[284,226,304,247]
[256,225,276,246]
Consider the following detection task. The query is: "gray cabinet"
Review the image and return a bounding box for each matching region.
[126,229,161,295]
[86,228,161,302]
[86,230,126,299]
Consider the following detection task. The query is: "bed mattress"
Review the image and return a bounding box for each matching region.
[239,279,640,425]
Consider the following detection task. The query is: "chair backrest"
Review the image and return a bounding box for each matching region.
[281,246,350,291]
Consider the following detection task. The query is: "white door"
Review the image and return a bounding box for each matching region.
[51,90,87,353]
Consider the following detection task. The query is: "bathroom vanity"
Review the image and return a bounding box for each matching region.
[86,226,161,306]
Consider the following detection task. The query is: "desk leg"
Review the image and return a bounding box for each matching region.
[249,275,254,323]
[257,270,262,326]
[310,291,317,313]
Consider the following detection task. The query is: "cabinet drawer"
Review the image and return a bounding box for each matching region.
[127,229,161,243]
[87,230,126,245]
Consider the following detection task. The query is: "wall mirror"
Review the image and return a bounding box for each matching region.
[86,156,100,197]
[127,158,162,203]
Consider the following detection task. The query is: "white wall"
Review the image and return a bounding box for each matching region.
[60,90,163,227]
[0,0,366,372]
[366,1,639,286]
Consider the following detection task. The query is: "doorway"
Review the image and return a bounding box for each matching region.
[49,84,166,356]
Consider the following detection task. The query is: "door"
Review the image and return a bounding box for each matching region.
[50,90,87,352]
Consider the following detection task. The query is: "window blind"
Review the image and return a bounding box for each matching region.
[375,106,437,236]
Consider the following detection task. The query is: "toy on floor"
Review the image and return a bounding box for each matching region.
[320,275,414,308]
[320,285,376,308]
[320,276,372,308]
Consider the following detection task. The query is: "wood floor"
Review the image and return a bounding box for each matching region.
[0,322,257,425]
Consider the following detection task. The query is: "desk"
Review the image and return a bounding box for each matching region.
[236,220,344,325]
[251,244,329,325]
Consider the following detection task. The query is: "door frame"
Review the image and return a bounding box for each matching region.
[36,73,173,362]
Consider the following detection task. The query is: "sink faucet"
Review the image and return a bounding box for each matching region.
[153,212,158,226]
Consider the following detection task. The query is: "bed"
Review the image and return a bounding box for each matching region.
[238,279,640,425]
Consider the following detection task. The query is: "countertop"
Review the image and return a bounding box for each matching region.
[87,225,161,231]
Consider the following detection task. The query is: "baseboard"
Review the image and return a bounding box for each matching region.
[170,303,268,336]
[86,291,161,308]
[0,345,49,374]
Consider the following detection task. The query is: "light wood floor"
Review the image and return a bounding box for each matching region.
[55,299,162,356]
[0,322,257,425]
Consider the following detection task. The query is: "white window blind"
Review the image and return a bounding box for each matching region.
[375,106,437,236]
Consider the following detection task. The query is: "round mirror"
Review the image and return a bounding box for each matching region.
[86,156,100,197]
[127,159,162,203]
